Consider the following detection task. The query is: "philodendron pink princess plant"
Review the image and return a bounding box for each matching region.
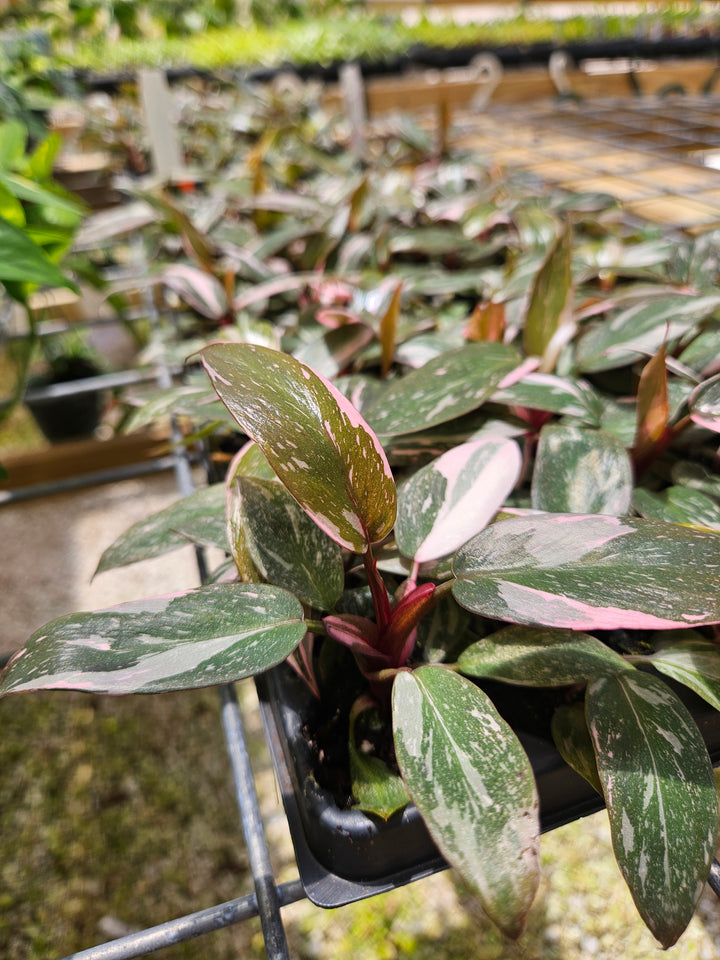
[3,339,720,947]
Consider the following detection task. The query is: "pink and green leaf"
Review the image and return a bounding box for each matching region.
[645,637,720,712]
[396,437,522,563]
[201,342,396,553]
[523,221,574,371]
[453,513,720,630]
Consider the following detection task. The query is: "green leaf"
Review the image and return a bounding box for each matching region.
[95,484,228,575]
[293,322,375,379]
[0,170,84,220]
[491,372,604,425]
[551,703,603,794]
[586,671,718,947]
[365,341,521,438]
[201,342,396,553]
[452,513,720,630]
[689,373,720,434]
[0,584,306,695]
[531,425,633,515]
[0,215,77,291]
[228,476,344,609]
[396,437,522,563]
[458,625,631,685]
[0,119,27,170]
[633,486,720,532]
[646,637,720,712]
[349,698,409,820]
[575,294,720,373]
[392,666,539,938]
[523,221,574,370]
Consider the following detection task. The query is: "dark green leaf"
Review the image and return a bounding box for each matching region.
[459,625,631,685]
[393,666,539,938]
[551,703,602,794]
[646,637,720,712]
[349,698,409,820]
[0,215,77,291]
[633,486,720,532]
[587,671,718,947]
[523,221,574,369]
[0,584,306,695]
[531,425,633,515]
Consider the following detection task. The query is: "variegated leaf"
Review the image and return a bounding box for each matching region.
[551,703,602,794]
[161,263,229,320]
[491,372,604,425]
[293,323,375,379]
[531,425,633,516]
[95,484,228,575]
[201,342,396,553]
[633,486,720,532]
[575,294,720,373]
[587,671,718,947]
[393,666,539,938]
[0,584,305,696]
[396,437,522,563]
[458,625,631,685]
[365,342,521,438]
[523,221,574,371]
[453,513,720,630]
[645,637,720,712]
[228,476,344,610]
[689,373,720,433]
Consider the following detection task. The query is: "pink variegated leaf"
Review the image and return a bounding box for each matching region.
[689,373,720,433]
[453,513,720,630]
[201,342,396,553]
[396,437,522,563]
[162,264,229,320]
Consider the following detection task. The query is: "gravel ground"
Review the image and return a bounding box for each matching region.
[1,471,720,959]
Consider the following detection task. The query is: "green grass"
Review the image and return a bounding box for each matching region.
[57,5,720,75]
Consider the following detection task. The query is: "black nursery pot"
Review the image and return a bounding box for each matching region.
[24,357,104,443]
[257,663,720,910]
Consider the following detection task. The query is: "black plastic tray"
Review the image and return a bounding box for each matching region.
[256,664,720,909]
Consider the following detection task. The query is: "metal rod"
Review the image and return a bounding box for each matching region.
[220,683,293,960]
[60,879,305,960]
[709,859,720,898]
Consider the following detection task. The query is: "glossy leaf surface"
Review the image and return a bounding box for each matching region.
[689,373,720,433]
[531,425,633,516]
[396,437,522,563]
[95,484,228,574]
[0,584,305,695]
[453,514,720,630]
[587,671,718,947]
[633,486,720,532]
[574,294,720,373]
[491,372,603,424]
[349,699,409,820]
[551,703,602,794]
[202,342,395,553]
[228,475,344,609]
[646,638,720,712]
[365,342,521,437]
[393,666,539,938]
[458,625,631,685]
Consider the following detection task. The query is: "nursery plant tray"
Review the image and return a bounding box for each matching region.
[257,663,720,909]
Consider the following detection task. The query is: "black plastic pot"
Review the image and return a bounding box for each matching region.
[257,662,720,909]
[24,356,105,443]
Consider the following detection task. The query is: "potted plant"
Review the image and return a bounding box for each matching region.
[3,106,720,948]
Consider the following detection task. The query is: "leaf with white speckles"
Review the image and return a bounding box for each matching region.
[201,342,396,553]
[228,475,344,609]
[491,372,604,425]
[396,437,522,563]
[586,671,718,947]
[364,341,521,438]
[633,486,720,532]
[392,666,539,938]
[458,625,631,686]
[531,425,633,516]
[646,637,720,712]
[689,373,720,433]
[452,513,720,630]
[95,484,228,575]
[0,584,306,695]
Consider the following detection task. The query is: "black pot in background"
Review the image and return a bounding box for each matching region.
[24,356,105,443]
[257,662,720,910]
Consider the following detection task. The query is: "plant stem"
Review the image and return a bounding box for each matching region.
[364,544,391,633]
